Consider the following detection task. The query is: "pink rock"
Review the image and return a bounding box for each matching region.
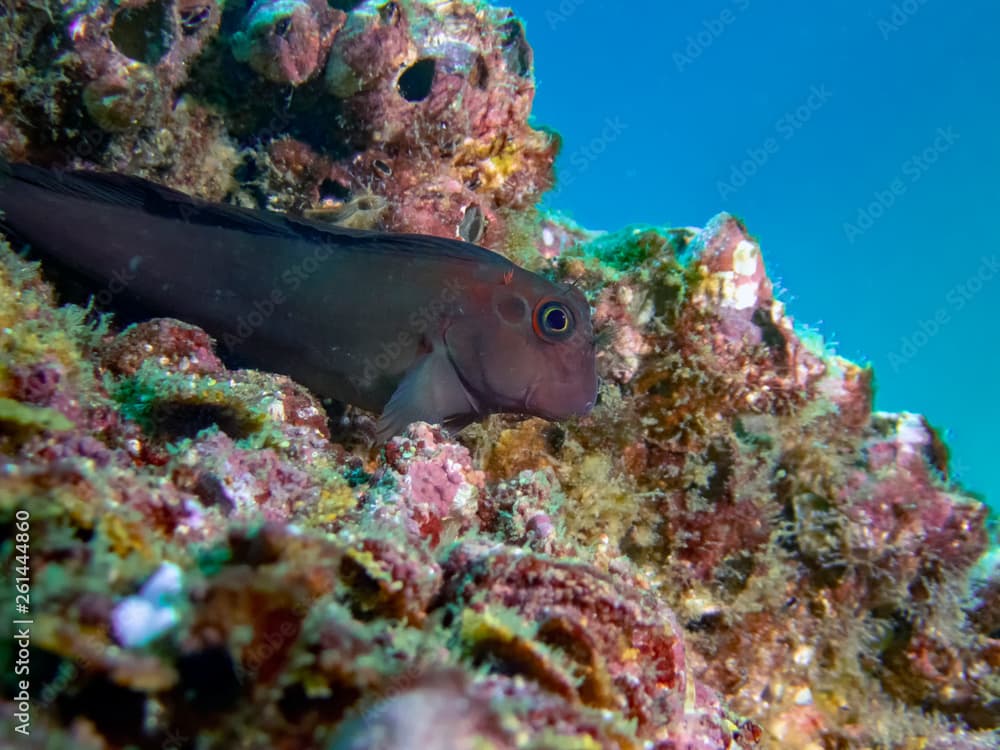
[367,422,484,544]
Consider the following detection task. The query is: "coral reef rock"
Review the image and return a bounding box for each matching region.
[0,2,996,749]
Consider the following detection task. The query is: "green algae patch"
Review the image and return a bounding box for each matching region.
[343,547,399,590]
[338,545,412,623]
[459,607,583,702]
[299,478,357,528]
[0,397,73,433]
[577,225,686,272]
[556,225,693,328]
[583,225,666,270]
[0,239,108,402]
[520,733,604,750]
[195,541,234,578]
[111,360,269,440]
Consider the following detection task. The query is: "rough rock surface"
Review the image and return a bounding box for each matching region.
[0,2,996,749]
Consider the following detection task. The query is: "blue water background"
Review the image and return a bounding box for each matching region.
[517,1,999,514]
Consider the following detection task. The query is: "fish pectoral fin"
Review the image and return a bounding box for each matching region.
[376,350,478,443]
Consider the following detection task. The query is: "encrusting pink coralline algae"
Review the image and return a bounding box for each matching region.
[0,1,996,749]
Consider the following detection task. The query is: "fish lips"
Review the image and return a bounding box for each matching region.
[522,368,598,422]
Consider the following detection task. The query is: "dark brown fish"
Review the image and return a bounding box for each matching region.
[0,161,597,441]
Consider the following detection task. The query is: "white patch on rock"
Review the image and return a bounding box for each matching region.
[111,562,185,648]
[731,280,759,310]
[732,240,759,276]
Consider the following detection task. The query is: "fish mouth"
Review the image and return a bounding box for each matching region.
[523,378,595,420]
[522,379,560,419]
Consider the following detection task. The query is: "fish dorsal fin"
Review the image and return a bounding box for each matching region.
[376,347,479,443]
[4,161,514,266]
[6,162,302,240]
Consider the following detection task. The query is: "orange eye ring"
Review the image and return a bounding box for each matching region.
[533,298,574,341]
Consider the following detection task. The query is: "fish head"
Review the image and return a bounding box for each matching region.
[444,271,598,421]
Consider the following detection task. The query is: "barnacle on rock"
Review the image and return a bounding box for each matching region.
[231,0,346,85]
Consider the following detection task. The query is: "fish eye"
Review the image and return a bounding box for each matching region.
[533,299,574,341]
[545,306,568,331]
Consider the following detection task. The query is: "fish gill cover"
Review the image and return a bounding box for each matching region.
[0,1,996,749]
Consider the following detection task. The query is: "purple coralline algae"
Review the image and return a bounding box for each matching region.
[0,2,996,749]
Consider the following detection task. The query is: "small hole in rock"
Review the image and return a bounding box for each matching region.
[470,54,489,90]
[320,178,351,200]
[397,58,436,102]
[179,3,212,35]
[228,527,284,566]
[751,307,787,359]
[355,196,380,211]
[178,647,241,712]
[60,676,146,744]
[500,19,531,77]
[279,681,360,724]
[340,555,389,621]
[379,1,401,24]
[74,526,95,543]
[544,425,565,453]
[372,158,392,175]
[327,0,366,10]
[143,401,257,440]
[110,0,171,64]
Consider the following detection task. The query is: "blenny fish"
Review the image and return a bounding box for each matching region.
[0,161,597,441]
